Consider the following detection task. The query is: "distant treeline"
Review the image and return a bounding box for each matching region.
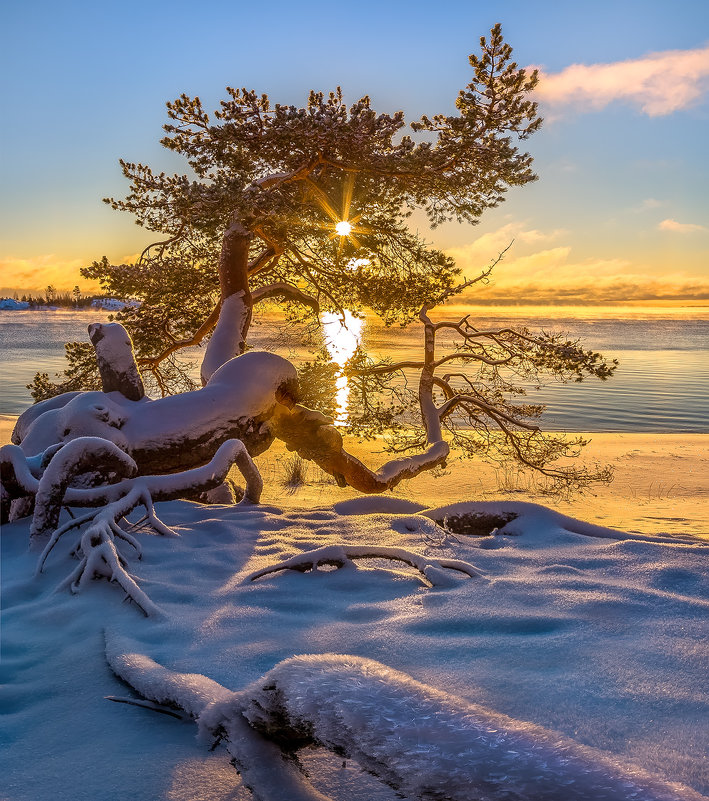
[10,286,107,309]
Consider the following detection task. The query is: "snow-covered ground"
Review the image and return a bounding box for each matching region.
[2,495,708,800]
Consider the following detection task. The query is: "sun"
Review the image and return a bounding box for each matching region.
[305,173,370,251]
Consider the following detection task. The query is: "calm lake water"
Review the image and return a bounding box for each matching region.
[1,308,708,432]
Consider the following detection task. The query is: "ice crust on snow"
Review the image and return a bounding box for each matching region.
[2,499,708,800]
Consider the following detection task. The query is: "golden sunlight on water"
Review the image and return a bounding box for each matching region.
[321,310,363,425]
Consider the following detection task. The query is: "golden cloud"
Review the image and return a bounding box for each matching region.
[0,255,101,294]
[658,218,707,233]
[448,228,709,305]
[534,46,709,116]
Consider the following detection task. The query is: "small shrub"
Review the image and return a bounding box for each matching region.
[282,455,308,491]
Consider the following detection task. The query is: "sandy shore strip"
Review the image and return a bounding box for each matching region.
[2,414,706,538]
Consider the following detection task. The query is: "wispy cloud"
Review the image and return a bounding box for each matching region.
[447,227,709,305]
[446,222,567,270]
[535,46,709,116]
[658,218,707,233]
[630,198,663,213]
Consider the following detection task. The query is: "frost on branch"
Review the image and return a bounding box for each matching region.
[247,543,483,587]
[105,641,702,801]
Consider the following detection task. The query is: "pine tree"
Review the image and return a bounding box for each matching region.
[29,25,615,491]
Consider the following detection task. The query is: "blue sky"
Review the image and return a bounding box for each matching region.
[1,0,707,304]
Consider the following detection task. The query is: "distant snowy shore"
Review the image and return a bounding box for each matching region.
[0,297,138,311]
[0,298,30,310]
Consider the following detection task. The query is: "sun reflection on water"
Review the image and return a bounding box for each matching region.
[322,310,363,425]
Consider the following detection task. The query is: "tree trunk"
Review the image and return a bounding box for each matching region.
[201,217,254,385]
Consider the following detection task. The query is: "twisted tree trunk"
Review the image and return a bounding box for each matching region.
[200,216,254,385]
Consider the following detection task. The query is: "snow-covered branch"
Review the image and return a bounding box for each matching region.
[88,322,145,400]
[105,643,703,801]
[247,543,483,586]
[106,635,332,801]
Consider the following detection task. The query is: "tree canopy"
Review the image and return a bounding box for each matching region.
[29,24,617,492]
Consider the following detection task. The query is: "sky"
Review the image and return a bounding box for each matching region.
[1,0,708,306]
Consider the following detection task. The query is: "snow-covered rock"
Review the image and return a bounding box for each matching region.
[0,297,30,310]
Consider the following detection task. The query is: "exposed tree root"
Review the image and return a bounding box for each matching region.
[247,543,483,586]
[30,437,138,545]
[32,439,263,614]
[272,403,449,492]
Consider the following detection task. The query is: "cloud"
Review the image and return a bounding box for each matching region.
[631,198,663,213]
[446,222,566,270]
[0,255,99,294]
[535,46,709,116]
[446,226,709,305]
[658,218,707,233]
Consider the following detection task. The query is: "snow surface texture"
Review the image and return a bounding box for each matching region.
[2,498,708,800]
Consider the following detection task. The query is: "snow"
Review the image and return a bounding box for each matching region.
[201,292,250,384]
[0,298,30,310]
[14,352,297,465]
[90,298,140,311]
[1,498,708,800]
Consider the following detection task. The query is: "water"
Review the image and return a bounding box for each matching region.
[1,309,708,432]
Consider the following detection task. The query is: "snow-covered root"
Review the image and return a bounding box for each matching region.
[105,641,704,801]
[36,479,170,575]
[0,444,41,494]
[1,443,40,523]
[273,403,449,492]
[35,440,262,615]
[424,500,706,545]
[59,438,263,508]
[105,634,333,801]
[29,437,138,546]
[1,442,67,523]
[247,544,483,587]
[58,521,162,617]
[38,481,169,616]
